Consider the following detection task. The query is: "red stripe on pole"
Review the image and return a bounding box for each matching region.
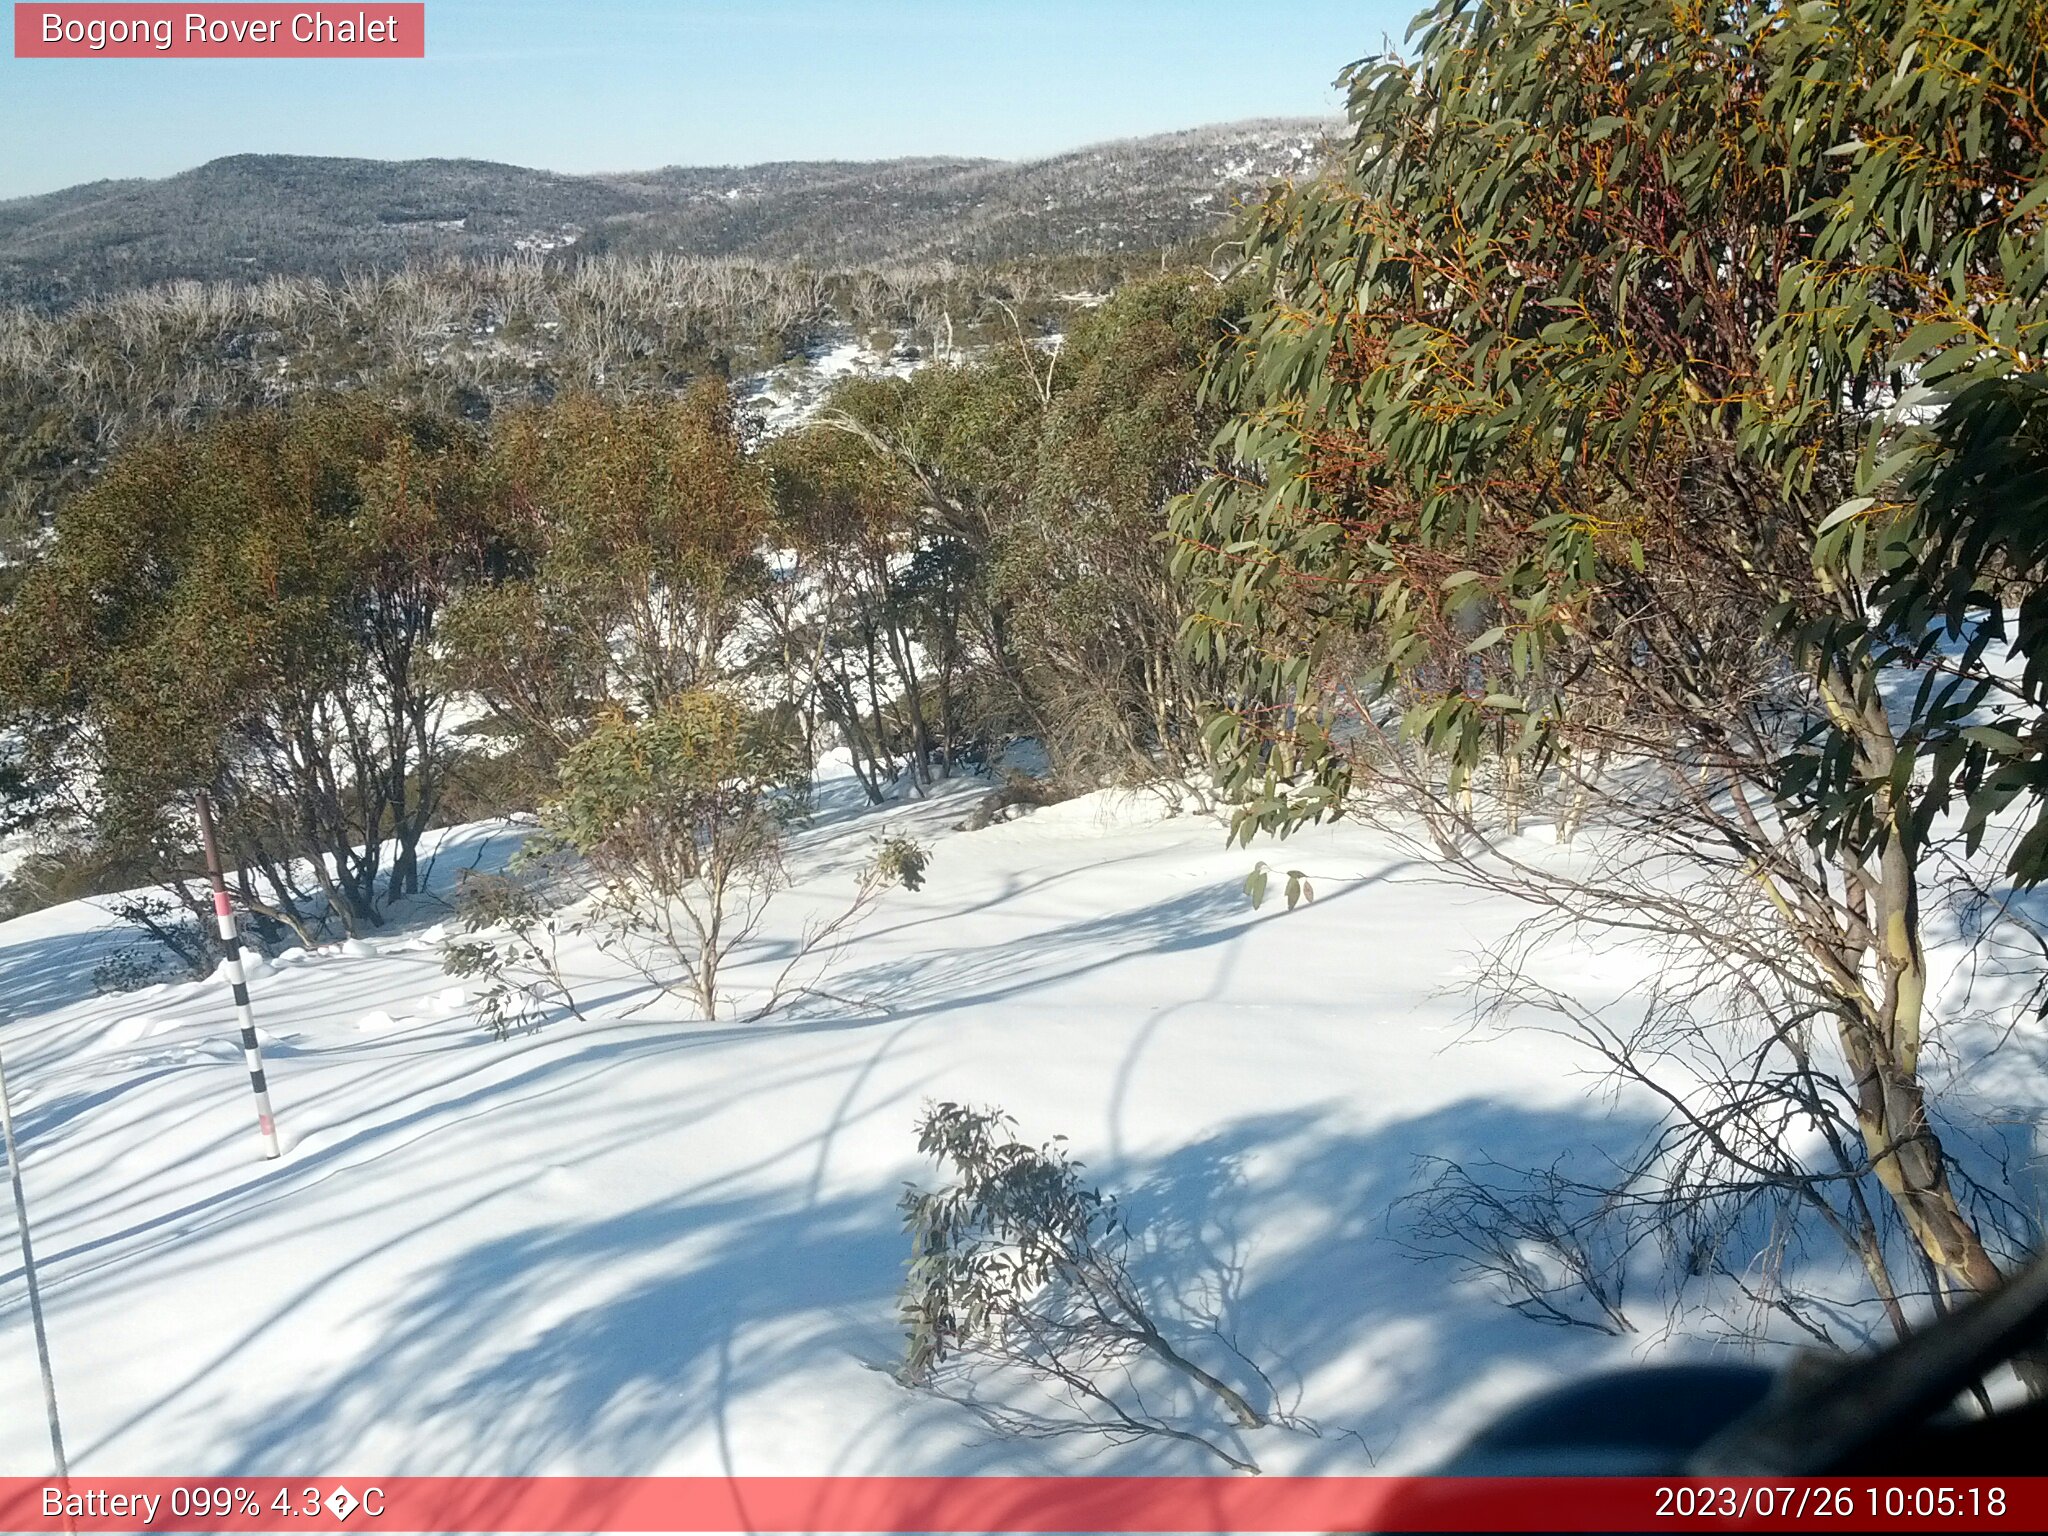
[2,1477,2044,1532]
[194,790,281,1160]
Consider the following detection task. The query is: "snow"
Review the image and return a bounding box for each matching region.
[737,332,920,438]
[0,762,2038,1477]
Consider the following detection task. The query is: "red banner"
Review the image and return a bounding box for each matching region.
[1,1477,2044,1532]
[13,5,424,58]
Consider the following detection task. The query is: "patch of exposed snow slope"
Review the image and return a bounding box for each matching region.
[0,763,2039,1478]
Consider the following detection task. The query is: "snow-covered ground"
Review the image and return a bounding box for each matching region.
[738,334,921,437]
[0,761,2038,1477]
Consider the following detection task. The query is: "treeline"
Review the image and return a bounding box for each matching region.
[0,271,1245,958]
[0,247,1157,561]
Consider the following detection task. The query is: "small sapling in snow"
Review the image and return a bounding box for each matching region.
[440,867,584,1040]
[897,1100,1277,1473]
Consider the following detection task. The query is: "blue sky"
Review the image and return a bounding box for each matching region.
[0,1,1415,199]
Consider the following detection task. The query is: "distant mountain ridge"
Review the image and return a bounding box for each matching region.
[0,119,1338,305]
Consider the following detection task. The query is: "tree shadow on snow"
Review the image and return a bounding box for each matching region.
[807,865,1415,1024]
[155,1096,1662,1481]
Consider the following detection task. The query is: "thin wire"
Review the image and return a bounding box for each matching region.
[0,1034,69,1479]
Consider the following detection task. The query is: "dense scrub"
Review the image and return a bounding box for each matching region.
[0,271,1240,946]
[0,251,1124,561]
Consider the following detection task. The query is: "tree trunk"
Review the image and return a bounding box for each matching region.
[1822,667,2047,1395]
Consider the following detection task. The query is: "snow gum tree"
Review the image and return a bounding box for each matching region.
[810,273,1253,787]
[438,381,771,766]
[1175,0,2048,1363]
[0,395,493,941]
[1006,275,1255,782]
[759,424,939,800]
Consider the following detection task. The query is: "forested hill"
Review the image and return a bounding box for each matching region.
[0,119,1335,305]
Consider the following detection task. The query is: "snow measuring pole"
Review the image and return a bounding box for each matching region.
[0,1034,68,1482]
[196,791,282,1160]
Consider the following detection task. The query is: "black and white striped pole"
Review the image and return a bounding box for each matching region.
[196,791,282,1160]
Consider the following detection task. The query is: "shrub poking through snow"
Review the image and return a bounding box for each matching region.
[97,891,222,980]
[544,694,805,1020]
[744,834,930,1020]
[440,868,584,1040]
[898,1101,1273,1474]
[90,944,176,995]
[871,835,929,893]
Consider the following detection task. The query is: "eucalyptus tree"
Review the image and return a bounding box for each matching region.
[810,272,1253,786]
[438,381,772,764]
[1176,0,2048,1346]
[1,395,491,940]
